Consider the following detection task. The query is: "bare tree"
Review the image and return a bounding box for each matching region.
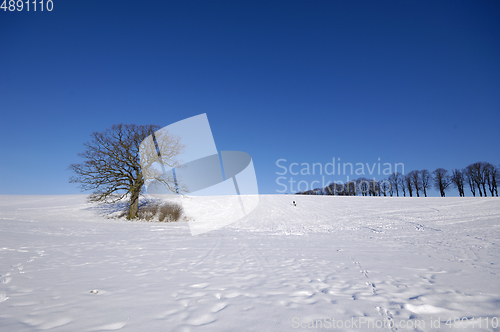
[325,183,335,195]
[357,178,369,196]
[466,162,489,197]
[485,163,499,197]
[405,173,413,197]
[388,172,402,197]
[381,180,390,196]
[420,169,432,197]
[388,173,396,197]
[326,182,347,196]
[398,175,407,197]
[375,180,382,196]
[450,169,465,197]
[493,164,499,197]
[347,180,357,196]
[367,179,379,196]
[497,165,500,197]
[408,170,421,197]
[464,167,477,197]
[69,124,184,219]
[433,168,451,197]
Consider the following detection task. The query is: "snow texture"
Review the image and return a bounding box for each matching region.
[0,195,499,331]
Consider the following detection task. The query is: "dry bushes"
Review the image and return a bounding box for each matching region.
[137,201,183,222]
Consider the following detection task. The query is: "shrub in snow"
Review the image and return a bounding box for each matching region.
[158,203,183,222]
[137,202,159,221]
[137,201,183,222]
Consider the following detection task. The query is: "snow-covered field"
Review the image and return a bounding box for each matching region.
[1,195,499,331]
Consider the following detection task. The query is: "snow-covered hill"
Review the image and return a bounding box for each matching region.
[1,195,499,331]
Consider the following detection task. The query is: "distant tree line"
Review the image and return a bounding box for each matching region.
[296,161,499,197]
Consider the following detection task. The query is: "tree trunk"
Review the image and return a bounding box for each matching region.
[482,184,487,197]
[127,172,145,219]
[128,186,140,219]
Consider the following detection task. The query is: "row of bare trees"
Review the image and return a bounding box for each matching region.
[387,163,498,197]
[297,178,389,196]
[297,162,499,197]
[450,162,499,197]
[427,162,498,197]
[386,169,433,197]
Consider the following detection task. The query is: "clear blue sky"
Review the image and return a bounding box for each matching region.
[1,0,499,196]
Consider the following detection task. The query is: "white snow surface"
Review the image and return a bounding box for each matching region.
[1,195,499,331]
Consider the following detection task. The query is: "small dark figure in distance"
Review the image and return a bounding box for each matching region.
[292,201,296,207]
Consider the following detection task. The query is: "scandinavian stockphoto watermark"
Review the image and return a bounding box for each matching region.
[275,158,404,194]
[139,114,259,236]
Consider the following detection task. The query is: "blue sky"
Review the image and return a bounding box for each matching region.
[1,0,499,196]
